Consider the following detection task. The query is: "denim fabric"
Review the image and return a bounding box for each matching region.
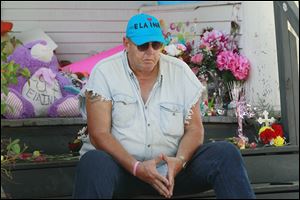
[73,141,255,199]
[78,51,204,161]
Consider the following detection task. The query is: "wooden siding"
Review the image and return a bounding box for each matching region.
[1,1,282,110]
[139,1,243,34]
[1,1,242,62]
[1,1,156,62]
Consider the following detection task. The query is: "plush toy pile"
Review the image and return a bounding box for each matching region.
[2,39,82,118]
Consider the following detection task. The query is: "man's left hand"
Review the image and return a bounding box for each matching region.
[161,154,184,197]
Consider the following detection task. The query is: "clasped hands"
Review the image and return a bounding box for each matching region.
[135,154,183,198]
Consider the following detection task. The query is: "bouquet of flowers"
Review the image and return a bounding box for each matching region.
[190,28,250,84]
[257,110,286,146]
[161,19,251,116]
[188,26,250,113]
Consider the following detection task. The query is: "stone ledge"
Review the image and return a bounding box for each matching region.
[1,116,237,127]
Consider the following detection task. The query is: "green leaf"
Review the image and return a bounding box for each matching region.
[11,77,18,85]
[7,139,20,151]
[1,74,8,86]
[7,62,15,73]
[1,41,8,51]
[1,103,7,115]
[21,68,31,78]
[2,87,9,96]
[11,139,20,145]
[221,70,236,83]
[15,38,23,46]
[11,143,21,154]
[1,54,7,62]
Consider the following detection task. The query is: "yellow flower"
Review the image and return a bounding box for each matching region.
[273,136,285,147]
[32,150,41,158]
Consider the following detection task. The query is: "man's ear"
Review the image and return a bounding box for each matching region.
[123,37,129,50]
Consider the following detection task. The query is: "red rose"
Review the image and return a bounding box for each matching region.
[19,153,32,160]
[271,123,284,137]
[260,128,276,144]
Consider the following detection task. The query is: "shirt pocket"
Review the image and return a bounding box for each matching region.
[112,94,137,128]
[160,102,184,138]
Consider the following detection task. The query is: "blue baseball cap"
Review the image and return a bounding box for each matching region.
[126,13,165,46]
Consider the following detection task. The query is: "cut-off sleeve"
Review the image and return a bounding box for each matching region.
[79,66,112,120]
[182,64,205,125]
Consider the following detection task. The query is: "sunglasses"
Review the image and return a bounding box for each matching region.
[136,42,163,51]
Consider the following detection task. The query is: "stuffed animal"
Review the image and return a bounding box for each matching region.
[3,40,81,118]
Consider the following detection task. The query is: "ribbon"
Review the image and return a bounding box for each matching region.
[236,95,248,134]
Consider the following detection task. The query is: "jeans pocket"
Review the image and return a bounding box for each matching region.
[160,103,184,138]
[112,94,137,128]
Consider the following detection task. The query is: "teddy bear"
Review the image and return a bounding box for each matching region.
[2,40,81,118]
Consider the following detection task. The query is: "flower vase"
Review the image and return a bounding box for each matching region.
[200,80,208,103]
[227,101,236,117]
[236,104,243,136]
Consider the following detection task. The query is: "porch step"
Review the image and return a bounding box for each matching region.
[1,117,239,154]
[34,182,300,199]
[2,158,299,199]
[132,181,299,199]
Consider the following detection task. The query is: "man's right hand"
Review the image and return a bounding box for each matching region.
[135,155,171,198]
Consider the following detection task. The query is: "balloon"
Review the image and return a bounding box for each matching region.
[63,44,125,74]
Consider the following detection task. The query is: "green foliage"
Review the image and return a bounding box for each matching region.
[6,139,21,154]
[1,35,30,180]
[1,138,28,179]
[1,37,30,115]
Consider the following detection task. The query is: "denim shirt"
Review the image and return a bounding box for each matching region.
[79,50,203,161]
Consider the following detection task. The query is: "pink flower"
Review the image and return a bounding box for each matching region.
[227,53,238,71]
[216,51,235,71]
[176,44,187,52]
[191,67,199,75]
[216,52,228,70]
[191,53,204,64]
[250,142,257,149]
[200,42,210,50]
[231,55,250,80]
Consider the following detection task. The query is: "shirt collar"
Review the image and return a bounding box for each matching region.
[123,50,164,87]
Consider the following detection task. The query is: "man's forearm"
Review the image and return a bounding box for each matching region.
[176,125,204,164]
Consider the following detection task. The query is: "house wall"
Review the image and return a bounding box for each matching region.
[1,1,156,61]
[140,1,281,111]
[241,1,281,111]
[1,1,281,110]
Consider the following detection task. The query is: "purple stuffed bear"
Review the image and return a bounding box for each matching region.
[3,40,81,118]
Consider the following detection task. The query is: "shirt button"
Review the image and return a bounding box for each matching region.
[145,106,148,109]
[147,144,151,147]
[147,123,150,127]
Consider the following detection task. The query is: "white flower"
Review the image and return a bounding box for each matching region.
[164,44,181,56]
[77,126,88,140]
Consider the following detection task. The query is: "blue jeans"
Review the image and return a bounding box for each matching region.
[73,141,255,199]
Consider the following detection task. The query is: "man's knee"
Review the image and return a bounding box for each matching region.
[194,141,242,162]
[78,150,117,172]
[213,141,241,155]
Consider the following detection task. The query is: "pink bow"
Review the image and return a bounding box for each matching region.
[33,68,56,86]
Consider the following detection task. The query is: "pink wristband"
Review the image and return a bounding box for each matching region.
[133,161,140,176]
